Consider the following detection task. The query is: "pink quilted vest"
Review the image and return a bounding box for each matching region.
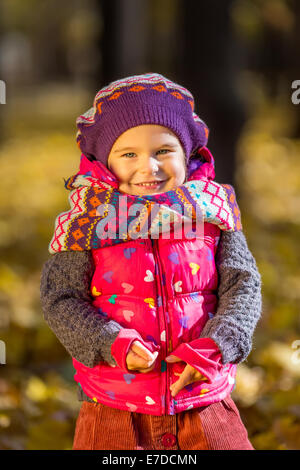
[73,150,237,415]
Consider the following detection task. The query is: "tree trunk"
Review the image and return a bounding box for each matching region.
[98,0,150,84]
[175,0,247,185]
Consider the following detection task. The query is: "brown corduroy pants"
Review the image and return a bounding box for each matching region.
[72,396,254,450]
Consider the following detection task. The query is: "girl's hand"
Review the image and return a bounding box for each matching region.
[126,340,159,373]
[165,355,208,397]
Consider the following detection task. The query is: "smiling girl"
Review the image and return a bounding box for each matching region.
[41,73,262,450]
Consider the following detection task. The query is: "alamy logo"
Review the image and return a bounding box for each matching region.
[0,340,6,364]
[0,80,6,104]
[95,199,205,242]
[291,80,300,105]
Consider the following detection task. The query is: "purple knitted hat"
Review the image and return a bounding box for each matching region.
[76,73,209,166]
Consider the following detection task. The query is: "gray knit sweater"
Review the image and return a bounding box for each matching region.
[40,230,262,403]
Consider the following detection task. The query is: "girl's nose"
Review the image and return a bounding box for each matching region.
[140,156,159,175]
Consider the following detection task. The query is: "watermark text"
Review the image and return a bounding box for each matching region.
[291,80,300,105]
[95,198,205,243]
[0,340,6,364]
[0,80,6,104]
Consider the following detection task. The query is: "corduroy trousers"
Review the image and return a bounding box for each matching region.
[72,396,254,450]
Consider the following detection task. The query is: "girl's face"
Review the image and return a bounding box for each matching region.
[107,125,187,196]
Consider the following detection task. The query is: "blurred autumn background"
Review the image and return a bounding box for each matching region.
[0,0,300,450]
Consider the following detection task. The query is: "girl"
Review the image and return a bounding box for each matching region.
[40,73,262,450]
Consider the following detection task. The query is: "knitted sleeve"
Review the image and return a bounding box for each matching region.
[40,251,123,368]
[40,252,160,371]
[199,230,262,364]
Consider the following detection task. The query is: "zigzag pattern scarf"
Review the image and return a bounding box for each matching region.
[49,149,242,253]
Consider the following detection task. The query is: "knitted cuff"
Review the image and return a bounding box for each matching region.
[110,329,160,372]
[200,322,252,365]
[167,337,223,383]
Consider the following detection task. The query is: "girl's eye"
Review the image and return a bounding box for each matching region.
[122,153,136,158]
[121,149,170,158]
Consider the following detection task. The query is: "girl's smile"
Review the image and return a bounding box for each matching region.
[107,125,187,196]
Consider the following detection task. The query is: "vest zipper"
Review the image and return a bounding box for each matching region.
[151,238,169,415]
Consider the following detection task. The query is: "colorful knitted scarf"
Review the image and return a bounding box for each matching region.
[49,148,242,254]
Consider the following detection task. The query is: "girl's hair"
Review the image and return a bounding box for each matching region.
[189,150,206,163]
[186,150,207,180]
